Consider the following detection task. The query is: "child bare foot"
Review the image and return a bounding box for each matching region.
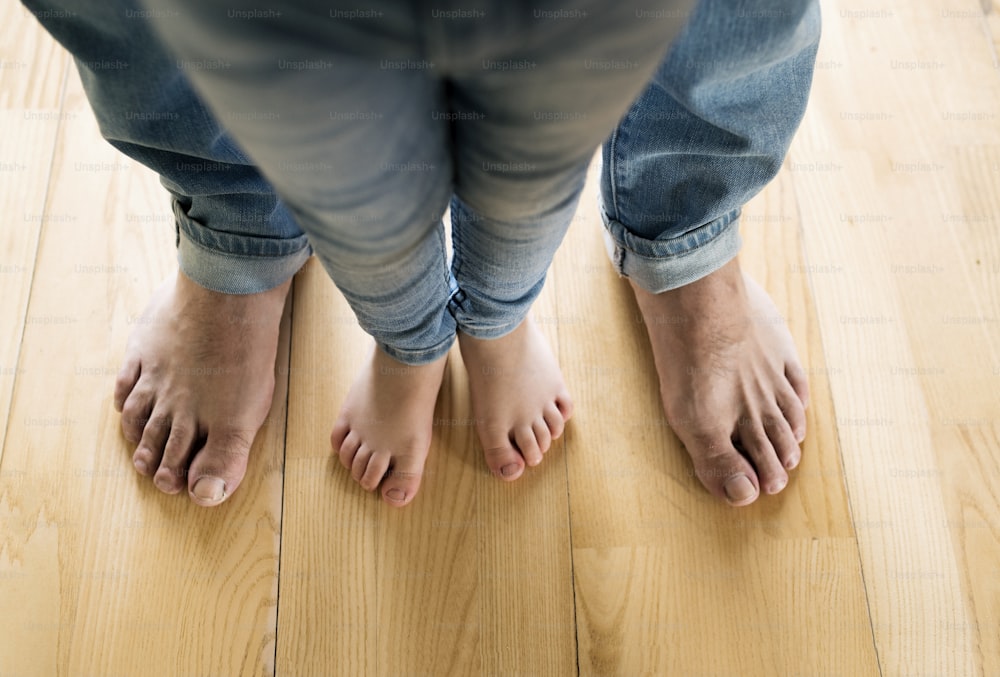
[114,270,289,506]
[630,257,810,507]
[458,317,573,481]
[331,347,447,507]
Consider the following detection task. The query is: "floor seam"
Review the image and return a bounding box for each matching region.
[271,280,296,677]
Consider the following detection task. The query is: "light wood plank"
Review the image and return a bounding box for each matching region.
[7,0,1000,673]
[788,1,1000,672]
[0,3,71,458]
[986,0,1000,64]
[278,255,577,675]
[276,260,380,675]
[557,160,878,674]
[0,68,287,677]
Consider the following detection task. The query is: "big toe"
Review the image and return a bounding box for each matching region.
[685,436,761,507]
[380,452,425,507]
[186,428,254,507]
[482,438,525,482]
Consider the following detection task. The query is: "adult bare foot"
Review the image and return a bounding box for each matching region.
[114,270,289,507]
[331,347,447,507]
[631,257,810,507]
[458,317,573,481]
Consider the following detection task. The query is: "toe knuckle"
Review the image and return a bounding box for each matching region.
[218,429,255,456]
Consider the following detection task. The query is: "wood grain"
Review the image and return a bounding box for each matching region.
[0,68,288,677]
[0,2,70,458]
[557,162,879,675]
[4,0,1000,673]
[788,0,1000,673]
[277,255,577,675]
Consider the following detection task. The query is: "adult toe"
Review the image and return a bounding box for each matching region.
[682,431,761,507]
[785,360,811,410]
[114,357,141,413]
[186,427,254,506]
[738,421,789,495]
[132,409,170,477]
[153,417,199,495]
[777,380,808,445]
[120,386,154,445]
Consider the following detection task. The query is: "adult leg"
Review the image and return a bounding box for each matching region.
[24,0,310,505]
[600,0,820,505]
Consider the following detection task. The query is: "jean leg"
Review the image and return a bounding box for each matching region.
[601,0,821,293]
[22,0,310,294]
[447,0,695,337]
[140,0,694,356]
[139,1,457,364]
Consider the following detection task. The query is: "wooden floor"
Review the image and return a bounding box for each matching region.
[2,0,999,674]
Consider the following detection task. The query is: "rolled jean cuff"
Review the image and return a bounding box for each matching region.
[377,333,456,366]
[175,203,312,295]
[601,206,743,294]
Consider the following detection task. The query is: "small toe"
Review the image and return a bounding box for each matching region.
[785,360,811,410]
[337,430,362,470]
[186,427,254,506]
[513,426,543,467]
[532,418,552,455]
[133,410,170,477]
[350,445,375,483]
[739,423,789,495]
[767,395,805,470]
[555,393,574,422]
[777,384,808,444]
[766,409,802,472]
[114,358,141,413]
[359,451,391,492]
[543,402,565,440]
[380,452,425,507]
[330,419,351,456]
[120,386,154,444]
[153,418,197,494]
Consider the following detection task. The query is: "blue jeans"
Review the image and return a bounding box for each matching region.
[602,0,821,292]
[24,0,818,356]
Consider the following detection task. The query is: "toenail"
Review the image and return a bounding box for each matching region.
[385,488,406,503]
[770,477,788,494]
[794,428,806,442]
[133,458,148,475]
[724,474,756,504]
[192,476,226,502]
[501,463,520,477]
[785,453,800,470]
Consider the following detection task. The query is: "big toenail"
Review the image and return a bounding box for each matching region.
[192,476,226,502]
[134,458,148,475]
[385,488,406,502]
[501,463,520,477]
[724,474,756,503]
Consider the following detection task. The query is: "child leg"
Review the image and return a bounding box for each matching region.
[444,2,694,478]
